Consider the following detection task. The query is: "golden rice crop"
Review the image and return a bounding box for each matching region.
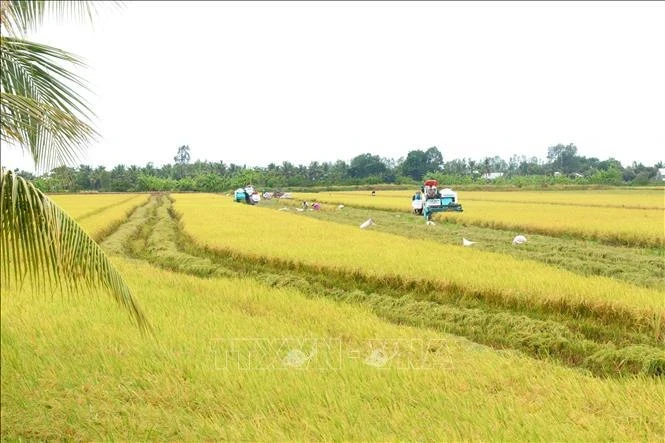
[461,189,665,209]
[293,190,665,247]
[49,193,144,219]
[53,193,150,241]
[2,258,663,440]
[172,194,665,334]
[299,188,665,209]
[435,201,664,248]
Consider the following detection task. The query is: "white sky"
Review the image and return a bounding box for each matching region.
[2,0,664,173]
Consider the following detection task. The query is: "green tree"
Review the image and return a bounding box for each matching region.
[91,165,109,190]
[400,149,428,181]
[424,146,444,172]
[590,166,623,185]
[109,164,129,191]
[174,144,191,164]
[328,160,349,182]
[443,158,468,175]
[349,153,387,179]
[49,164,78,191]
[0,0,148,330]
[633,171,651,185]
[547,143,581,174]
[75,163,93,190]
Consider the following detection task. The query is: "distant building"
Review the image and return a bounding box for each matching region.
[482,172,504,180]
[657,168,665,181]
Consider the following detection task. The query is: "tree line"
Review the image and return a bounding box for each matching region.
[14,144,664,193]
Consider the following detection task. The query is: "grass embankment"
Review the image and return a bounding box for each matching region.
[109,194,664,377]
[292,190,665,248]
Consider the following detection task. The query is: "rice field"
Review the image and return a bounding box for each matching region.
[461,189,665,209]
[175,194,664,319]
[293,189,665,247]
[2,189,664,440]
[50,193,151,241]
[298,188,665,209]
[49,193,145,220]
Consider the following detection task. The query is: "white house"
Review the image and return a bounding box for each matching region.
[482,172,504,180]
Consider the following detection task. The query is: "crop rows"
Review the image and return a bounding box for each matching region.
[127,194,664,377]
[84,194,665,376]
[263,197,665,290]
[304,189,665,209]
[4,256,663,440]
[50,194,145,220]
[51,193,151,242]
[174,195,664,333]
[3,192,662,440]
[293,190,665,247]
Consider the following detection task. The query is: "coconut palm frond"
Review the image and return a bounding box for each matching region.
[0,0,43,37]
[0,169,151,332]
[0,1,144,332]
[0,37,93,112]
[0,0,103,37]
[0,36,97,173]
[1,92,95,171]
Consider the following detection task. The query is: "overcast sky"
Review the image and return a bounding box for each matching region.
[2,1,664,173]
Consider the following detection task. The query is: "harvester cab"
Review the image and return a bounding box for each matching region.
[413,179,463,220]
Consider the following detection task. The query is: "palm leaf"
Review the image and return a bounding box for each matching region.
[0,1,105,37]
[0,169,151,332]
[0,1,146,332]
[1,92,96,170]
[0,36,97,173]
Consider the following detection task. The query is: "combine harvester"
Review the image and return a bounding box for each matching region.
[411,179,463,220]
[233,185,261,205]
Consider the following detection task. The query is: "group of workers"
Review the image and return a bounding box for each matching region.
[301,201,321,211]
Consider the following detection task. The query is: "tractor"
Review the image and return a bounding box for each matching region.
[411,179,463,220]
[233,185,261,205]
